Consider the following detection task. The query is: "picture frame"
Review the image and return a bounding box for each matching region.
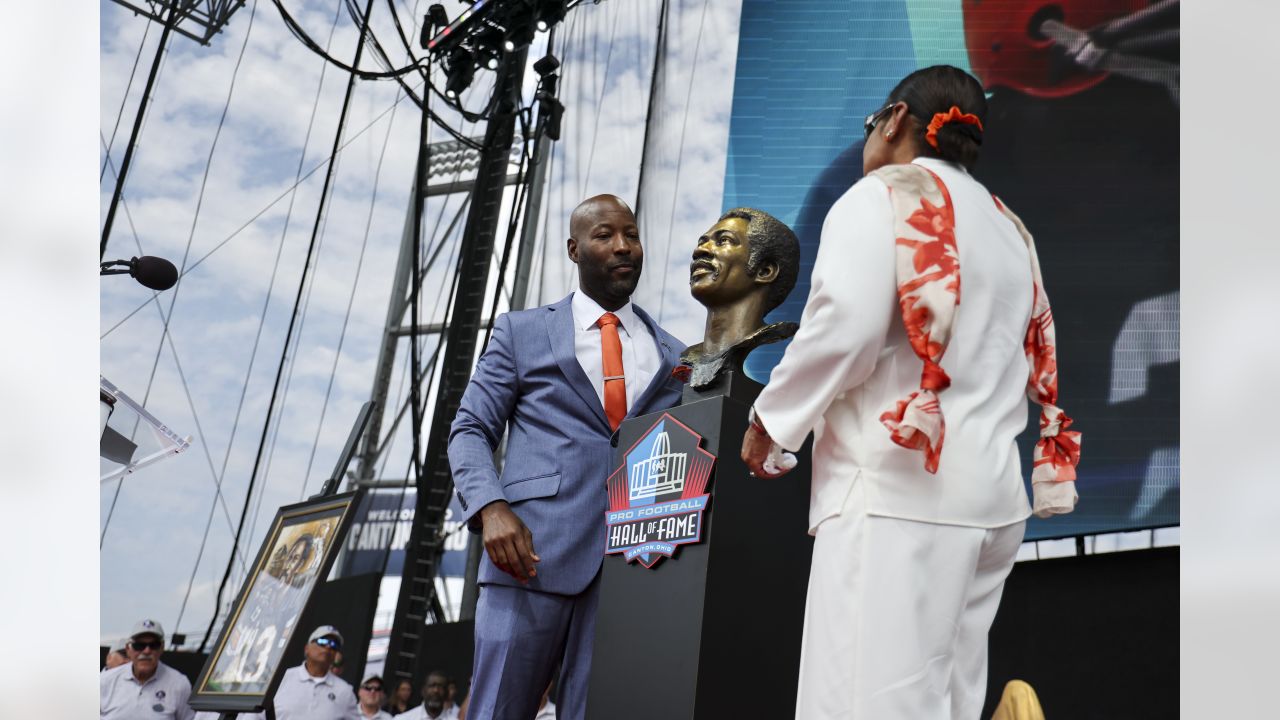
[189,490,364,714]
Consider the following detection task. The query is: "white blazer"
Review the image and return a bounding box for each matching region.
[755,157,1035,531]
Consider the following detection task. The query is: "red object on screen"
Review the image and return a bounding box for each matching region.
[963,0,1146,97]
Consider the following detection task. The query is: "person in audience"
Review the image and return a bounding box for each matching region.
[100,619,195,719]
[103,637,130,671]
[443,678,459,715]
[244,625,359,720]
[357,675,393,719]
[398,670,456,720]
[386,678,414,715]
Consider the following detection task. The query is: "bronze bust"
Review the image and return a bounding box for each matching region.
[681,207,800,389]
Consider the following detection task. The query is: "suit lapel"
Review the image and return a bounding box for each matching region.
[629,305,679,418]
[547,295,609,429]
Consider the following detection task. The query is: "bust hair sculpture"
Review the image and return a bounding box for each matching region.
[680,207,800,389]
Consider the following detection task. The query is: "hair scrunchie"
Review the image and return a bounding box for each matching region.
[925,106,984,150]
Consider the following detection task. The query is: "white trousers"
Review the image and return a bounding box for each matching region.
[795,481,1025,720]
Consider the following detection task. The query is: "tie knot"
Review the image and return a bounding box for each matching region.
[597,312,620,329]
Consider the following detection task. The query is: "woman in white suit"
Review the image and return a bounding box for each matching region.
[741,65,1081,720]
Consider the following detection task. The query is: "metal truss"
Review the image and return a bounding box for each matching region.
[109,0,247,45]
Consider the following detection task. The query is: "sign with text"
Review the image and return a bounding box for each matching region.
[340,489,469,577]
[605,414,715,568]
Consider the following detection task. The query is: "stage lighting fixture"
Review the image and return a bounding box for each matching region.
[504,22,535,51]
[472,26,504,69]
[537,72,562,141]
[421,5,450,49]
[533,52,560,77]
[428,3,449,30]
[534,1,567,32]
[445,48,476,98]
[543,98,564,141]
[100,256,179,291]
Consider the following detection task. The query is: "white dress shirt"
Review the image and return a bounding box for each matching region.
[755,157,1036,530]
[244,664,361,720]
[534,700,557,719]
[570,291,661,412]
[100,662,196,720]
[396,704,459,720]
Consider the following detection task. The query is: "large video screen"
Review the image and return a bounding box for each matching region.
[722,0,1178,539]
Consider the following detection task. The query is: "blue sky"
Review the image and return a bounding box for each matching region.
[98,0,742,647]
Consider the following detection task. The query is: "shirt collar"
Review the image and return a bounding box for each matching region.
[912,156,969,176]
[571,290,638,334]
[297,664,334,685]
[125,663,164,686]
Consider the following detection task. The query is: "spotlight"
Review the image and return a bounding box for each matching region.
[503,25,535,52]
[533,53,560,77]
[472,26,504,70]
[534,1,567,33]
[100,256,179,291]
[445,48,476,98]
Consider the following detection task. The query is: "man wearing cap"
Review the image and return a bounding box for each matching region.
[247,625,360,720]
[100,619,195,719]
[356,674,393,719]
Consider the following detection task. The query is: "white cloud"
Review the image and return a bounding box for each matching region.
[99,0,743,645]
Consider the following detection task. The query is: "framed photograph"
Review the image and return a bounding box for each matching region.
[190,490,363,714]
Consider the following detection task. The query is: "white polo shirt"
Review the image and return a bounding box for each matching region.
[247,664,360,720]
[395,703,459,720]
[401,702,463,717]
[100,661,196,720]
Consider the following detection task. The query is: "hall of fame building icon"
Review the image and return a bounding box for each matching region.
[605,413,716,569]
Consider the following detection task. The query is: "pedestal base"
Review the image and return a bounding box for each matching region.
[586,389,813,719]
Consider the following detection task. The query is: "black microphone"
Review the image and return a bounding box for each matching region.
[100,256,179,291]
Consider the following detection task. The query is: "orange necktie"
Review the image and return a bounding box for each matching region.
[597,312,628,430]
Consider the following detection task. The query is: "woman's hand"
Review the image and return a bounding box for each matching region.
[741,409,795,479]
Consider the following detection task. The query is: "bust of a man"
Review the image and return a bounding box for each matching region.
[681,207,800,389]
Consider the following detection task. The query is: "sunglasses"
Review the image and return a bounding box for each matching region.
[361,684,384,693]
[130,640,162,652]
[864,103,897,139]
[314,637,342,650]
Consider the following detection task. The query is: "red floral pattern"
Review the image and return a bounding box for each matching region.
[873,165,961,471]
[872,166,1080,482]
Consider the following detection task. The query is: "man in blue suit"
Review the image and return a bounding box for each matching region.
[449,194,686,720]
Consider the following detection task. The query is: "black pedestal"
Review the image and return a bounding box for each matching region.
[586,382,813,719]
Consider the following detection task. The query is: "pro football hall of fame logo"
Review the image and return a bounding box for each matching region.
[605,413,716,568]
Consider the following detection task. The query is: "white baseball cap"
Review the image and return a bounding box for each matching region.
[129,619,165,642]
[308,625,343,645]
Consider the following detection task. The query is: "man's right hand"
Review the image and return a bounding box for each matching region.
[478,501,540,583]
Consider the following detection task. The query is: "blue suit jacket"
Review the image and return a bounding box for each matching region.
[448,293,686,595]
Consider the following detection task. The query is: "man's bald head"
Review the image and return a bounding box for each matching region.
[569,194,634,239]
[566,194,643,311]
